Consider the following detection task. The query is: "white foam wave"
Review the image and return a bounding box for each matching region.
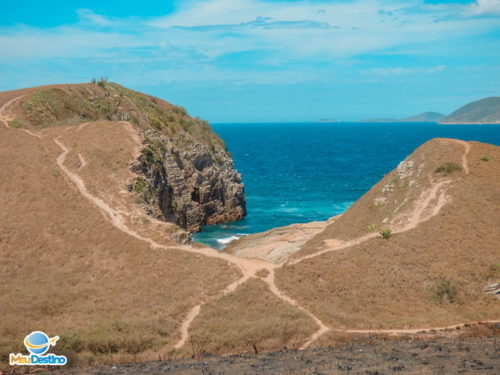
[217,235,241,245]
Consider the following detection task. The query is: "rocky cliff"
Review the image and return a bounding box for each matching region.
[13,82,246,233]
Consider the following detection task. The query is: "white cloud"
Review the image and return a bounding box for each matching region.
[368,65,446,76]
[467,0,500,16]
[0,0,497,85]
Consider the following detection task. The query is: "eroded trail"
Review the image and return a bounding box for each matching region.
[290,138,471,266]
[0,96,43,138]
[54,134,327,349]
[2,95,496,353]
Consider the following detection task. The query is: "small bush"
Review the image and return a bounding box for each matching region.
[367,223,377,232]
[435,162,462,174]
[97,77,108,88]
[480,155,490,162]
[432,279,458,303]
[380,228,392,239]
[51,167,61,177]
[8,118,23,128]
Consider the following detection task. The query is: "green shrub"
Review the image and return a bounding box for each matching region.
[367,223,377,232]
[8,118,23,128]
[480,155,491,162]
[380,228,392,239]
[435,162,462,174]
[97,77,108,88]
[133,177,147,194]
[431,279,458,303]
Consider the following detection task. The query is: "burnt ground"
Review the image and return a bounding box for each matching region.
[19,335,499,375]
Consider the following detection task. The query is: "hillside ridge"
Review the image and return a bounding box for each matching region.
[440,96,500,124]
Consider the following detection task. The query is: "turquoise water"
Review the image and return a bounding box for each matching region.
[193,122,500,249]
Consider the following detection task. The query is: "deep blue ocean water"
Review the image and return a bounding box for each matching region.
[193,122,500,249]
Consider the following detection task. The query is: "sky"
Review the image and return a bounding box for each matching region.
[0,0,499,122]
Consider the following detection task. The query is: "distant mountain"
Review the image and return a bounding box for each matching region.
[440,97,500,124]
[360,112,445,123]
[401,112,445,122]
[359,117,397,122]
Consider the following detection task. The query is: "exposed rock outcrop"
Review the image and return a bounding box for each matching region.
[14,82,246,233]
[132,128,246,232]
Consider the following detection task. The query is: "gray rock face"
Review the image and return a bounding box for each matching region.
[132,129,246,233]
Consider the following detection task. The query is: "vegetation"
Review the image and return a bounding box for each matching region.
[431,279,458,303]
[187,279,317,356]
[440,96,500,124]
[379,228,392,239]
[367,223,377,232]
[435,162,462,174]
[18,83,225,152]
[480,155,491,161]
[8,118,23,128]
[488,263,500,278]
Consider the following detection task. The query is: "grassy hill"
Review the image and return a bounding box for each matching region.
[0,84,498,369]
[440,97,500,124]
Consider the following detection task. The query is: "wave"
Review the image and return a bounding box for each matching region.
[216,235,241,245]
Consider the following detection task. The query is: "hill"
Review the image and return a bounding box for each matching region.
[401,111,445,122]
[0,84,498,369]
[360,112,445,123]
[440,97,500,124]
[2,83,246,233]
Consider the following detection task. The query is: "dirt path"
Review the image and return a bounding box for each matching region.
[2,95,496,354]
[452,139,471,174]
[0,95,43,138]
[263,269,330,349]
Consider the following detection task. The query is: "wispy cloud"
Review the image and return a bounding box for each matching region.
[0,0,498,120]
[367,65,446,76]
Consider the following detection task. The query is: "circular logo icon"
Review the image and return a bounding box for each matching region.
[24,331,50,355]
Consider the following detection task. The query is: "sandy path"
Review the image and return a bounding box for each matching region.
[0,95,43,138]
[263,270,330,349]
[174,274,252,349]
[337,319,500,335]
[452,139,471,174]
[2,95,496,353]
[53,133,327,352]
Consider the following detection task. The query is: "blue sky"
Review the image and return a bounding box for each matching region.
[0,0,499,122]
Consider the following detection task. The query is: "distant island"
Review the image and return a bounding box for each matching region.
[359,96,500,124]
[402,111,445,122]
[439,97,500,124]
[360,112,445,123]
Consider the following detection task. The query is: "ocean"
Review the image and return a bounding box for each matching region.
[193,122,500,249]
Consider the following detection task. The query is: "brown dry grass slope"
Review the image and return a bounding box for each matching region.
[1,84,499,370]
[0,87,242,366]
[277,139,500,333]
[0,85,326,368]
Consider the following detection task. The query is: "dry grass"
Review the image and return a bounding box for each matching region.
[277,140,500,329]
[0,88,240,367]
[184,278,318,357]
[291,138,466,252]
[1,84,499,370]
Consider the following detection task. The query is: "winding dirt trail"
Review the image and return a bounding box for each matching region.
[0,96,43,138]
[1,95,496,353]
